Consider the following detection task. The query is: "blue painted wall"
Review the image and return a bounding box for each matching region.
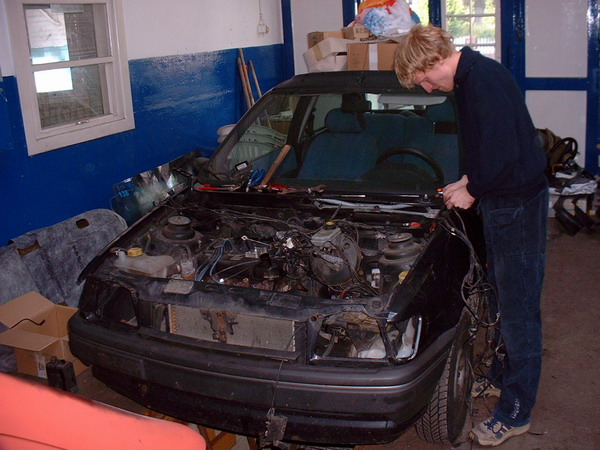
[0,44,286,244]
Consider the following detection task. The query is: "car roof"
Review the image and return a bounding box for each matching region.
[271,71,422,95]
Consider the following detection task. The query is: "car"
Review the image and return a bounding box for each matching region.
[68,70,488,447]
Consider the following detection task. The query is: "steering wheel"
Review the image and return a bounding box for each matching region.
[375,146,445,185]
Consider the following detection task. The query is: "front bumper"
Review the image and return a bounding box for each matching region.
[69,313,453,445]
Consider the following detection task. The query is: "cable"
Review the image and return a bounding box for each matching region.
[437,208,510,411]
[261,322,308,447]
[435,209,498,328]
[10,318,46,328]
[436,209,509,399]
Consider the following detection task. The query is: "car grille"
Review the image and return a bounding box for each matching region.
[168,304,297,351]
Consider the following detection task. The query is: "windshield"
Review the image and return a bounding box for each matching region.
[206,89,462,193]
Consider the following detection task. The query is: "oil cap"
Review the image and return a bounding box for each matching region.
[127,247,143,257]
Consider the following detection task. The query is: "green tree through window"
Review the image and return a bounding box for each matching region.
[444,0,499,60]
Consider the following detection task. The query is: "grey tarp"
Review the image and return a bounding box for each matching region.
[1,209,127,307]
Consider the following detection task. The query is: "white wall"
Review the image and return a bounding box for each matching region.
[0,0,342,74]
[525,0,587,78]
[291,0,345,74]
[0,0,284,75]
[524,0,589,166]
[122,0,283,60]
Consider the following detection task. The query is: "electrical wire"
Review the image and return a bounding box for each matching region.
[261,322,308,447]
[195,239,233,282]
[436,209,498,328]
[436,208,509,418]
[10,318,46,328]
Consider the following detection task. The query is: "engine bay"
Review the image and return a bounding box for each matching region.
[109,200,436,300]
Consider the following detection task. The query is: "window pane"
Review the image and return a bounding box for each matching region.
[445,0,499,61]
[472,16,496,59]
[227,94,298,170]
[474,0,495,14]
[36,64,108,128]
[447,17,471,47]
[446,0,470,16]
[9,0,134,154]
[25,4,110,65]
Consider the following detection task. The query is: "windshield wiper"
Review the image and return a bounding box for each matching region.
[312,198,439,218]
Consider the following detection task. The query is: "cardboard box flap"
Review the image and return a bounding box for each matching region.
[307,30,344,48]
[307,54,348,73]
[0,328,57,352]
[54,305,77,336]
[0,291,54,328]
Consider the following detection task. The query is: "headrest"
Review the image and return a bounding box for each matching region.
[341,93,371,113]
[325,108,363,133]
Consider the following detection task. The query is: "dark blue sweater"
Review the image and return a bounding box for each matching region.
[454,47,547,198]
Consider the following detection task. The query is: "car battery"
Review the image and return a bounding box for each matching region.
[46,356,78,393]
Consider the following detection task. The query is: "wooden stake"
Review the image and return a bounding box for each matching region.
[237,56,252,110]
[249,60,263,98]
[248,59,272,127]
[238,49,255,106]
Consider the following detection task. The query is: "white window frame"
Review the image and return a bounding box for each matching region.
[442,0,501,62]
[6,0,134,155]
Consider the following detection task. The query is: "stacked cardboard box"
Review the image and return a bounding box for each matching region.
[307,30,344,48]
[304,26,397,72]
[303,36,354,72]
[347,40,398,71]
[342,25,373,41]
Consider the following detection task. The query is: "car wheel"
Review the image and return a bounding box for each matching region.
[414,310,474,444]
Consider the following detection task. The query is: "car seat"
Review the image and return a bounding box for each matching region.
[298,108,379,180]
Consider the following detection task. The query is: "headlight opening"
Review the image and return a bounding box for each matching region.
[312,313,422,363]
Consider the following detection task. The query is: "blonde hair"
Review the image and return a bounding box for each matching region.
[394,24,455,88]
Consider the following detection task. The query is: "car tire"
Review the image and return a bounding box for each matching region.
[414,310,474,444]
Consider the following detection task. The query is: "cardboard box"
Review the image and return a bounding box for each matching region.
[342,25,374,41]
[0,291,87,378]
[307,54,348,73]
[347,41,398,71]
[303,37,353,65]
[307,30,344,48]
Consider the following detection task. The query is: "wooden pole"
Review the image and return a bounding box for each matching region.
[238,49,255,106]
[249,60,263,98]
[237,56,252,110]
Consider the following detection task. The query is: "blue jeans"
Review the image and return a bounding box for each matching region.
[479,185,548,427]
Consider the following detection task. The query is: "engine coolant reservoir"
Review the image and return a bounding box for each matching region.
[311,222,342,247]
[114,247,176,278]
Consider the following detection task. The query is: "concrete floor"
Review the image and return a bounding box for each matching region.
[60,219,600,449]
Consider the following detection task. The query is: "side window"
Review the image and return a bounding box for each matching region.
[225,94,295,171]
[443,0,500,61]
[6,1,134,155]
